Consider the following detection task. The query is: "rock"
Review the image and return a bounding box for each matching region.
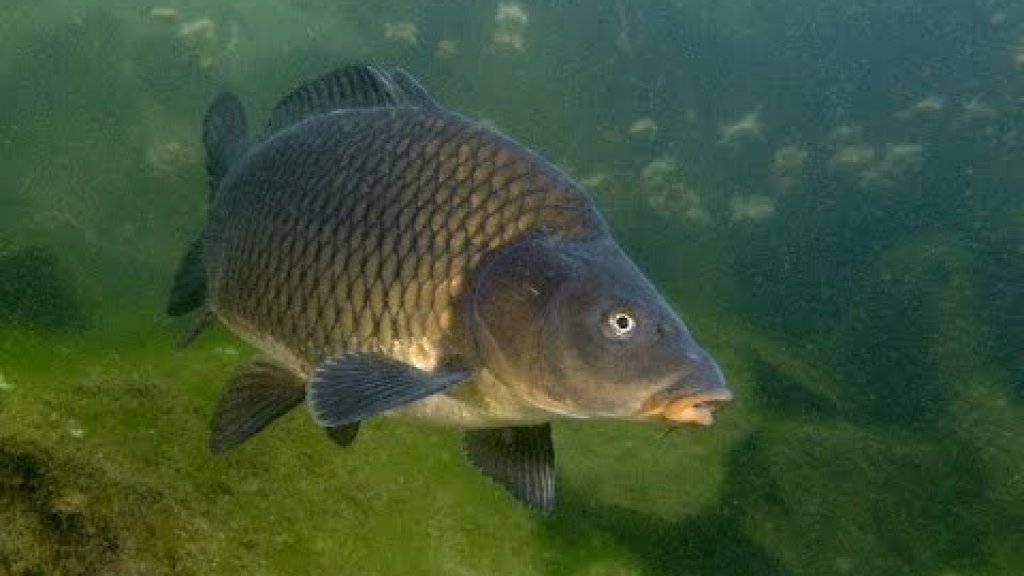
[0,439,177,575]
[724,422,985,575]
[0,246,88,331]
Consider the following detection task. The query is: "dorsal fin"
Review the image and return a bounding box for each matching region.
[265,65,437,135]
[203,92,249,201]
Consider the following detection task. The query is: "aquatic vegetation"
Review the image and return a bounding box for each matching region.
[435,39,458,59]
[952,377,1024,555]
[578,172,609,189]
[911,94,945,113]
[148,7,179,24]
[648,185,711,224]
[173,17,218,70]
[177,18,215,47]
[0,439,140,574]
[894,95,945,119]
[858,143,924,190]
[0,246,88,331]
[961,96,999,124]
[627,117,657,139]
[639,155,677,185]
[729,194,775,222]
[496,2,529,27]
[718,107,764,146]
[772,145,808,191]
[827,123,864,144]
[145,140,201,176]
[725,421,982,575]
[883,142,924,169]
[491,3,528,52]
[828,143,875,172]
[772,145,807,174]
[384,21,418,46]
[636,157,711,223]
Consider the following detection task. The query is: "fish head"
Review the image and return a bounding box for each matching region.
[469,236,731,426]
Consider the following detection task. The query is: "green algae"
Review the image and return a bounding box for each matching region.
[0,437,206,576]
[0,324,653,574]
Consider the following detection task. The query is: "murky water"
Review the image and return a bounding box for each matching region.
[1,1,1022,574]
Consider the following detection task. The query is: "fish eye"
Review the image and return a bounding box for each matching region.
[606,310,636,339]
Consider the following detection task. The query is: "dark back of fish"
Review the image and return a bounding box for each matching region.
[205,104,606,371]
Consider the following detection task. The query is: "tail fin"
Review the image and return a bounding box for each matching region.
[166,93,248,331]
[202,92,248,201]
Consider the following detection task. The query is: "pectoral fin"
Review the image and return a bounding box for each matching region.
[210,358,305,454]
[463,424,556,514]
[307,353,470,427]
[167,239,206,318]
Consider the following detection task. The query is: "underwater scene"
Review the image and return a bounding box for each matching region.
[1,0,1022,574]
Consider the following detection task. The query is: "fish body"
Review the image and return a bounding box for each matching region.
[207,104,599,425]
[168,66,731,512]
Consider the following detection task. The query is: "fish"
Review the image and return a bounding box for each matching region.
[167,65,732,513]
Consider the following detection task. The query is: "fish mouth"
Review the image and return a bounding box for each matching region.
[639,388,734,426]
[638,351,733,426]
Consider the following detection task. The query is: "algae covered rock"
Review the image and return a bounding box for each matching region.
[0,438,194,576]
[0,246,88,332]
[949,373,1024,570]
[722,421,985,576]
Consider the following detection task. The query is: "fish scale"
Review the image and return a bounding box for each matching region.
[206,108,601,373]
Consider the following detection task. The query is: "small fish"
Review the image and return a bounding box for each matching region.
[168,65,732,513]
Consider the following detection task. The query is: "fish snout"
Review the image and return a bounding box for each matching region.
[640,353,732,426]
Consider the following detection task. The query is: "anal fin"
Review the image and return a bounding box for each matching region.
[464,424,555,514]
[211,358,305,454]
[325,423,361,447]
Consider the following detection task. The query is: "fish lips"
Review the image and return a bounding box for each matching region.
[639,355,732,427]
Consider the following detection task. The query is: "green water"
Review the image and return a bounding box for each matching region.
[1,1,1022,574]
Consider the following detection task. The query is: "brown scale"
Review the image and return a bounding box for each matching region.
[206,107,604,373]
